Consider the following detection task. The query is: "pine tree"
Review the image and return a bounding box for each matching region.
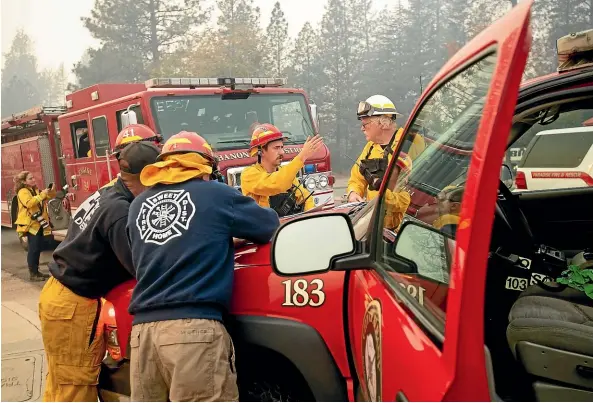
[73,43,148,87]
[289,22,322,99]
[215,0,265,76]
[316,0,367,171]
[1,30,46,116]
[82,0,208,74]
[265,1,290,77]
[40,63,68,106]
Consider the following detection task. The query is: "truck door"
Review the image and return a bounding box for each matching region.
[90,115,117,187]
[346,1,533,401]
[63,116,97,206]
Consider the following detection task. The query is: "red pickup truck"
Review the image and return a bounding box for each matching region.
[98,2,593,401]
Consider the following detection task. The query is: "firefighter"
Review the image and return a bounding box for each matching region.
[241,123,324,216]
[433,185,464,236]
[347,94,424,203]
[383,152,413,231]
[13,171,55,281]
[38,141,160,402]
[101,124,163,189]
[127,131,279,402]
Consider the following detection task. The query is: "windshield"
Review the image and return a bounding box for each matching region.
[150,93,315,150]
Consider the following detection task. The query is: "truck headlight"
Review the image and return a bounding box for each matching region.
[318,175,328,188]
[305,177,316,190]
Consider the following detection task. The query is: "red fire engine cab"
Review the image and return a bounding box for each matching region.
[53,77,333,240]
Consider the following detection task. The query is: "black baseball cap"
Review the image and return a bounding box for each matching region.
[118,142,160,174]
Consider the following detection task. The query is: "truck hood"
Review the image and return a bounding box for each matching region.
[234,202,365,267]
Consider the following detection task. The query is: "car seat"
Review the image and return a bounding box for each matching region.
[507,283,593,401]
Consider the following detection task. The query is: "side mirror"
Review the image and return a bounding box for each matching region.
[310,103,320,133]
[272,213,356,276]
[121,105,138,128]
[500,164,514,189]
[394,221,453,284]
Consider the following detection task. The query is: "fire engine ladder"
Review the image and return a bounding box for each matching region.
[1,105,67,131]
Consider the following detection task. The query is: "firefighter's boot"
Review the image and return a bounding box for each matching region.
[29,268,50,282]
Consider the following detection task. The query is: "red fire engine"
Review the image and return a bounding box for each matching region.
[52,77,333,240]
[1,106,71,246]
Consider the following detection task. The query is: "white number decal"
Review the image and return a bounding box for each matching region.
[505,276,528,291]
[530,272,553,285]
[282,279,326,307]
[398,282,426,306]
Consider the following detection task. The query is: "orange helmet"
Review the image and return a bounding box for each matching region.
[157,131,215,163]
[248,123,287,157]
[114,124,162,153]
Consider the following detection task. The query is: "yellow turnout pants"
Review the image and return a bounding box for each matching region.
[38,277,105,402]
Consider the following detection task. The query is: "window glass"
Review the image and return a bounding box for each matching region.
[116,105,145,132]
[150,94,314,151]
[92,116,110,156]
[521,129,593,168]
[506,104,593,191]
[375,52,498,323]
[70,120,90,159]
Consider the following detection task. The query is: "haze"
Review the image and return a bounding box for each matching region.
[1,0,391,77]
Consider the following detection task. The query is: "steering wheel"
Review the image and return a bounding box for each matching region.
[495,180,535,252]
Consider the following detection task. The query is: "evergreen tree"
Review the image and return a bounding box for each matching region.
[1,30,45,116]
[265,1,290,77]
[215,0,265,76]
[289,22,322,99]
[81,0,208,75]
[73,43,148,87]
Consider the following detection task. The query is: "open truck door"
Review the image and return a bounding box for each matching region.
[343,1,534,401]
[271,2,533,400]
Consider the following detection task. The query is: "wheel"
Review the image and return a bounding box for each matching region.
[240,378,301,402]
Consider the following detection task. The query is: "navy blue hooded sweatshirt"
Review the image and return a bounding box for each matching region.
[127,179,279,325]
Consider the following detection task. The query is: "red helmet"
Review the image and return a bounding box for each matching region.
[114,124,162,152]
[248,123,287,157]
[157,131,215,163]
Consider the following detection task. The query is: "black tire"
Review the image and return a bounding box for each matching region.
[240,378,300,402]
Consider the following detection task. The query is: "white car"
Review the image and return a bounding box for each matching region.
[515,126,593,191]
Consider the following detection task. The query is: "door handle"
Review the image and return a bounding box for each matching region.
[396,391,409,402]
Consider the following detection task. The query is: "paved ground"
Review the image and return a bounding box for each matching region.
[1,228,53,402]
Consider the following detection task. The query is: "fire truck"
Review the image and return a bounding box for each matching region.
[1,106,71,247]
[51,77,333,240]
[97,4,593,402]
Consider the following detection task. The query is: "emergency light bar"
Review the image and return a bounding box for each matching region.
[145,77,287,90]
[556,28,593,73]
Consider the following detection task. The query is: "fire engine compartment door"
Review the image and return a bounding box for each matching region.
[345,1,533,402]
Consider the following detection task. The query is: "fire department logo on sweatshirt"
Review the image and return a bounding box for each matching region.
[136,189,196,245]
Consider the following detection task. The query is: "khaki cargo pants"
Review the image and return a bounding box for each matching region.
[130,318,239,402]
[38,277,105,402]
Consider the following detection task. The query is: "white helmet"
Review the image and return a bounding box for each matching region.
[357,94,401,120]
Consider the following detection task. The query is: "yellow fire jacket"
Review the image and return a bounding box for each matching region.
[241,156,315,211]
[15,187,56,236]
[346,128,425,201]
